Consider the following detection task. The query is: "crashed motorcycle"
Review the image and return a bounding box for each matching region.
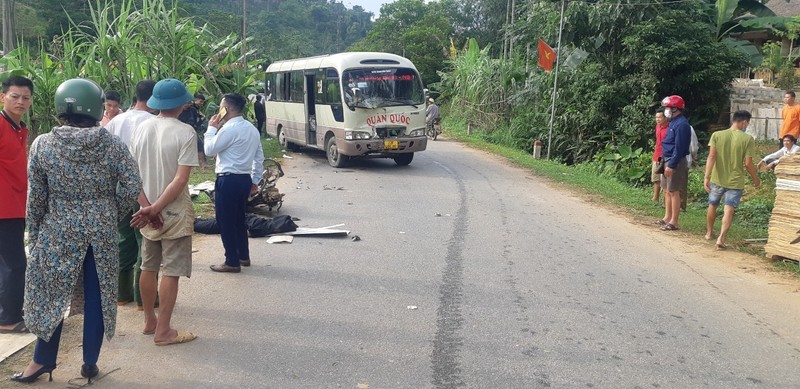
[248,158,285,211]
[198,158,286,212]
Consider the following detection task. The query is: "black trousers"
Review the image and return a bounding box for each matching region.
[0,218,26,325]
[256,119,265,136]
[215,174,252,267]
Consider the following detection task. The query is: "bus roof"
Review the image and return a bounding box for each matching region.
[265,52,417,73]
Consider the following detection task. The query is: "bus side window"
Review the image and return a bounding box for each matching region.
[325,68,343,122]
[265,73,277,101]
[290,71,303,103]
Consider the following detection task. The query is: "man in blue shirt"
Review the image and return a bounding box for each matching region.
[658,95,691,231]
[205,93,265,273]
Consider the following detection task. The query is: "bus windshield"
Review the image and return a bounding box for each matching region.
[342,67,425,109]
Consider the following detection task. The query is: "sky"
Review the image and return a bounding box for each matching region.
[342,0,391,17]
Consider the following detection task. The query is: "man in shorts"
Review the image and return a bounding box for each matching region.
[129,79,198,346]
[651,108,668,202]
[703,110,760,249]
[658,95,692,231]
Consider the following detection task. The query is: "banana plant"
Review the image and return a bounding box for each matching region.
[714,0,794,66]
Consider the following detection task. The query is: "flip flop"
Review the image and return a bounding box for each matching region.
[142,329,155,335]
[716,243,728,250]
[0,321,28,334]
[660,223,679,231]
[654,219,667,226]
[155,331,196,346]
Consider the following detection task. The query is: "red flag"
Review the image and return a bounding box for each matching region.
[537,38,556,72]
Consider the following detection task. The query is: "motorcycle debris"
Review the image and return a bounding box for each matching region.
[434,213,442,217]
[351,235,361,242]
[407,305,418,310]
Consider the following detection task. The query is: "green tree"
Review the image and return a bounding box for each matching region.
[0,0,255,135]
[441,0,748,165]
[349,0,453,85]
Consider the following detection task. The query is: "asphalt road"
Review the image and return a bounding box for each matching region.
[10,138,800,388]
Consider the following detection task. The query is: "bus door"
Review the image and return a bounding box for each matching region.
[304,70,317,146]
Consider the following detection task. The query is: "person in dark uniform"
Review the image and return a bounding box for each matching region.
[254,94,266,137]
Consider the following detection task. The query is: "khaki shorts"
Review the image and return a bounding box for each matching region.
[141,235,192,277]
[651,160,661,183]
[662,157,689,193]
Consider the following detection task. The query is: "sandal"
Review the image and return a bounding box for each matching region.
[660,223,679,231]
[654,219,667,226]
[155,331,196,346]
[0,321,28,334]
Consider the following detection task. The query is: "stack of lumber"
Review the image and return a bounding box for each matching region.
[765,154,800,260]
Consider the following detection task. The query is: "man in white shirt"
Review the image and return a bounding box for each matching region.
[129,78,198,346]
[205,93,265,273]
[103,80,156,310]
[759,134,800,170]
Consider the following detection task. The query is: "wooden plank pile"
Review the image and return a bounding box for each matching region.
[765,154,800,261]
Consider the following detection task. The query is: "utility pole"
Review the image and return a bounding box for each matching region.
[242,0,247,65]
[1,0,16,55]
[503,0,511,59]
[509,0,516,55]
[546,0,566,160]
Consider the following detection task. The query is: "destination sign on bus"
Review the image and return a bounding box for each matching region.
[351,74,416,82]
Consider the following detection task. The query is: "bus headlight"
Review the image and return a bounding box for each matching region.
[408,129,425,137]
[345,131,372,140]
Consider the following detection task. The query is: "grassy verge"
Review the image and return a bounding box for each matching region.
[191,136,284,217]
[443,119,791,267]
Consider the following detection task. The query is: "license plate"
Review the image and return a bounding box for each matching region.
[384,140,399,150]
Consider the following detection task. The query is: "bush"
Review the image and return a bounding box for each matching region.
[735,197,773,231]
[590,144,651,187]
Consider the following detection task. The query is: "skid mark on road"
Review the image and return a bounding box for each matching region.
[431,161,467,388]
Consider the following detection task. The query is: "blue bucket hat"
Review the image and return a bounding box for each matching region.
[147,79,193,110]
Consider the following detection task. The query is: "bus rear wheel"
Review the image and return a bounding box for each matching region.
[326,136,349,168]
[278,127,297,151]
[393,152,414,166]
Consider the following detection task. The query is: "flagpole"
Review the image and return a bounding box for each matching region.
[546,0,566,160]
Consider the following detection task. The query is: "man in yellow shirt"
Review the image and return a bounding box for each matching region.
[704,110,760,249]
[779,90,800,141]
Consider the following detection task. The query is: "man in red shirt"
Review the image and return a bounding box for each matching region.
[0,76,33,333]
[651,108,669,202]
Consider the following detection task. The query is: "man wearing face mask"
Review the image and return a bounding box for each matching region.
[657,95,691,231]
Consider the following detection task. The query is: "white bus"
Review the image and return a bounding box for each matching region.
[264,52,428,167]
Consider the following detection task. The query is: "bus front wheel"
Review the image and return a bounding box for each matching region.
[393,153,414,166]
[326,136,349,168]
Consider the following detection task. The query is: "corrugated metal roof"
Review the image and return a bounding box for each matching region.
[768,0,800,17]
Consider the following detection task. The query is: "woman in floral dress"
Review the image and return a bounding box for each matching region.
[11,79,141,383]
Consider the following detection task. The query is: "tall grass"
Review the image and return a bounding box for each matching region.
[0,0,258,136]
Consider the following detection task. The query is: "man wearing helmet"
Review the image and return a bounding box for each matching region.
[426,98,440,126]
[657,95,691,231]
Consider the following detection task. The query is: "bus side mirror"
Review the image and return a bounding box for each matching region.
[424,88,429,99]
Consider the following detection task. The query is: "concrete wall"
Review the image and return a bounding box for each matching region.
[730,83,786,140]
